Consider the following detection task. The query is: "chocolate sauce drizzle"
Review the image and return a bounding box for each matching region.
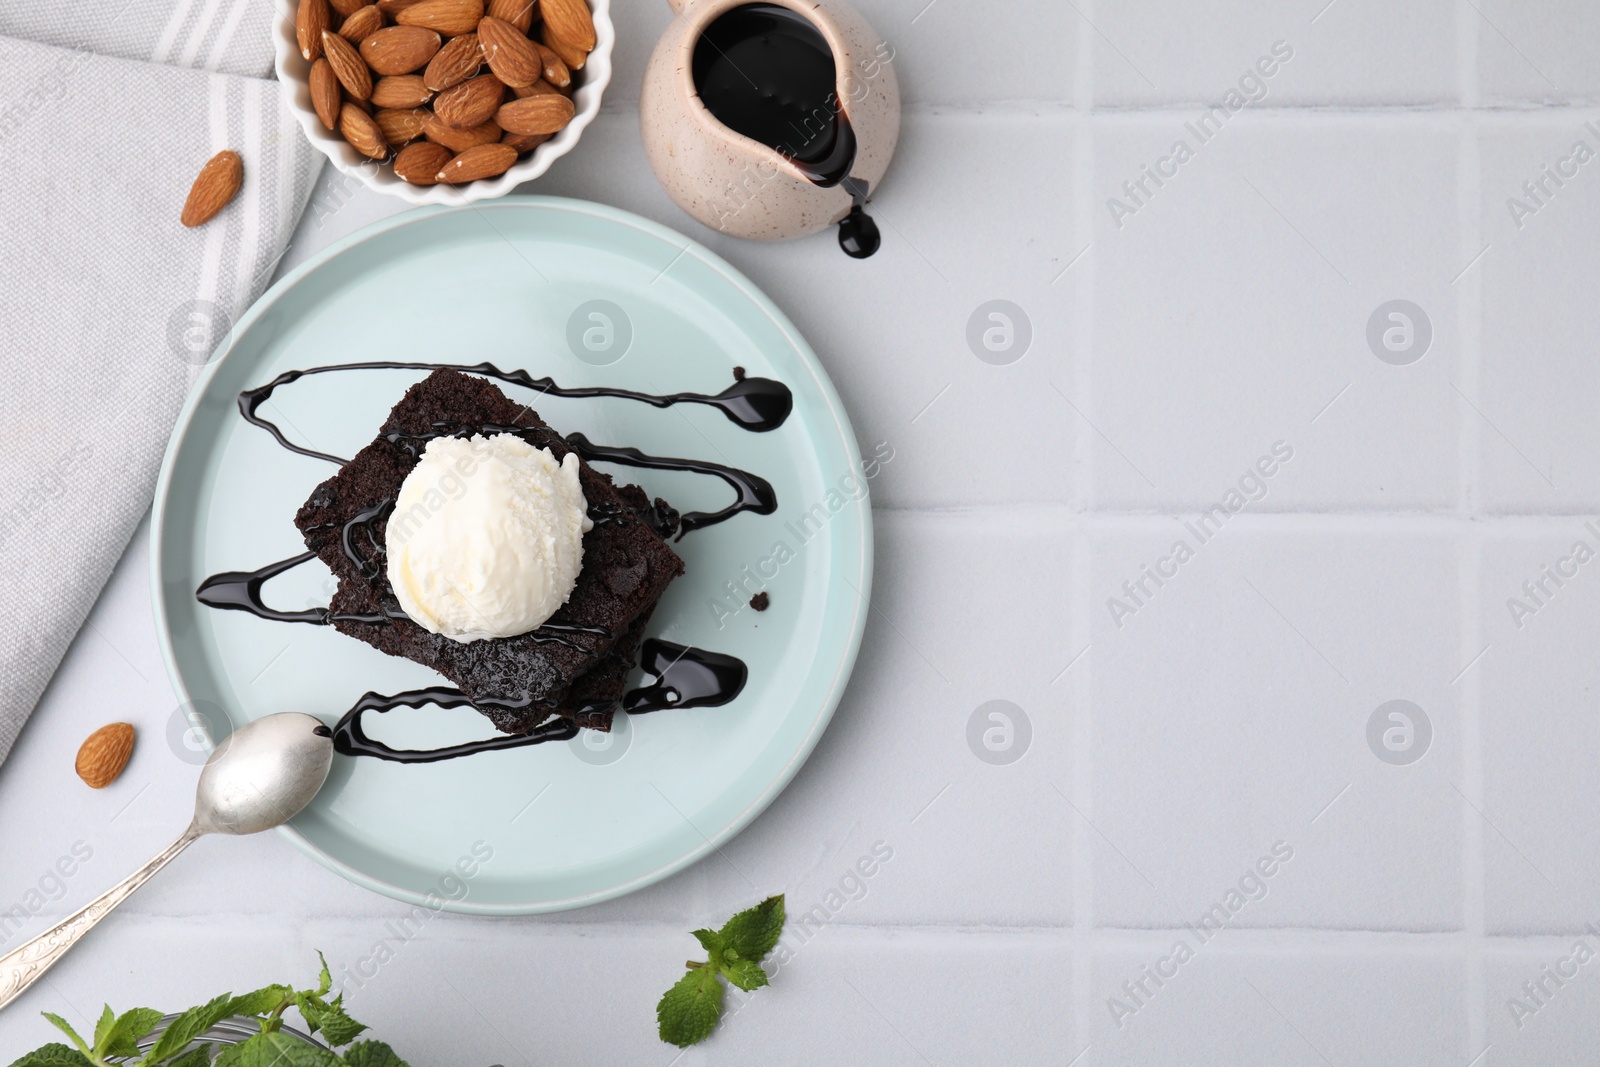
[200,361,772,761]
[331,640,746,763]
[239,360,792,465]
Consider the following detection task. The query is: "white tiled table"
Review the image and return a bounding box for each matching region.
[5,2,1600,1063]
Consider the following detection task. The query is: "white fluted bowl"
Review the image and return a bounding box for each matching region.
[272,0,612,205]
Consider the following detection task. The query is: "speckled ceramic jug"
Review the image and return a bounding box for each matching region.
[639,0,900,256]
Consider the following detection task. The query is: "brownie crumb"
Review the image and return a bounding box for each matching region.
[733,366,746,381]
[749,591,769,612]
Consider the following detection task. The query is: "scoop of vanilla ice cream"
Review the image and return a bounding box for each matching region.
[386,433,593,643]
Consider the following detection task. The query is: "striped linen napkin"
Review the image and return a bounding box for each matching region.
[0,22,322,768]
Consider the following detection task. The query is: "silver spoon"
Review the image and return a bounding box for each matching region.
[0,712,334,1012]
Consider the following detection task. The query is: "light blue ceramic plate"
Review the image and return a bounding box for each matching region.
[151,198,871,913]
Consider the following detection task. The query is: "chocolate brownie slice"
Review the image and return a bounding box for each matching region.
[295,369,684,727]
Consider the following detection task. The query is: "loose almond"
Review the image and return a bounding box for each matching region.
[322,29,373,99]
[371,74,434,108]
[478,16,541,87]
[393,140,452,184]
[423,32,482,91]
[297,0,331,60]
[437,142,518,182]
[495,92,573,136]
[539,0,593,52]
[340,101,390,158]
[75,723,135,789]
[435,72,504,128]
[376,0,425,13]
[540,22,586,70]
[181,149,244,227]
[530,40,570,87]
[396,0,484,36]
[501,129,550,153]
[376,106,430,144]
[487,0,536,32]
[309,57,343,130]
[338,4,384,41]
[330,0,369,16]
[360,24,443,74]
[424,114,502,151]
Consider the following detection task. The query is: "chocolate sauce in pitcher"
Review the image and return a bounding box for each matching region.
[693,3,881,258]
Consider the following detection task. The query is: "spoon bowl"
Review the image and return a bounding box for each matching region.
[194,712,334,835]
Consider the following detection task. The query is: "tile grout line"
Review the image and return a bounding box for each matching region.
[1459,10,1487,1054]
[1462,533,1488,1058]
[1070,1,1096,1051]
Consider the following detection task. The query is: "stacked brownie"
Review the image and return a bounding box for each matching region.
[293,369,685,734]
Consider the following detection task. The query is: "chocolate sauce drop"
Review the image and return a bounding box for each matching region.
[692,3,881,258]
[623,639,748,714]
[330,640,745,762]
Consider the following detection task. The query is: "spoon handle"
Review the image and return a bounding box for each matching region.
[0,826,202,1013]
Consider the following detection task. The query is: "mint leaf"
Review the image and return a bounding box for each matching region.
[719,957,769,993]
[217,1033,340,1067]
[314,953,333,998]
[342,1040,412,1067]
[225,985,292,1021]
[40,1015,90,1057]
[92,1006,115,1053]
[165,1045,214,1067]
[311,999,367,1048]
[143,993,236,1063]
[656,966,723,1048]
[691,928,726,962]
[719,895,785,962]
[5,1043,93,1067]
[98,1008,164,1060]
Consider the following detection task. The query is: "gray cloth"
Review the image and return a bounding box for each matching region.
[0,33,322,767]
[0,0,277,78]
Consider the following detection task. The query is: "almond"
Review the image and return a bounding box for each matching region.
[530,40,570,88]
[396,0,484,36]
[495,92,572,136]
[393,140,452,184]
[487,0,536,33]
[181,149,244,227]
[478,16,541,88]
[423,32,482,91]
[322,29,373,99]
[376,0,425,14]
[540,22,586,70]
[338,4,384,41]
[539,0,593,52]
[510,78,561,98]
[437,142,518,183]
[370,74,434,108]
[435,72,503,128]
[75,723,135,789]
[360,24,442,74]
[375,106,430,144]
[424,114,501,151]
[297,0,331,60]
[340,101,390,159]
[309,57,343,130]
[501,129,550,153]
[330,0,369,16]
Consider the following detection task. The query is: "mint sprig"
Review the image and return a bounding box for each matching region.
[657,895,785,1048]
[7,956,404,1067]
